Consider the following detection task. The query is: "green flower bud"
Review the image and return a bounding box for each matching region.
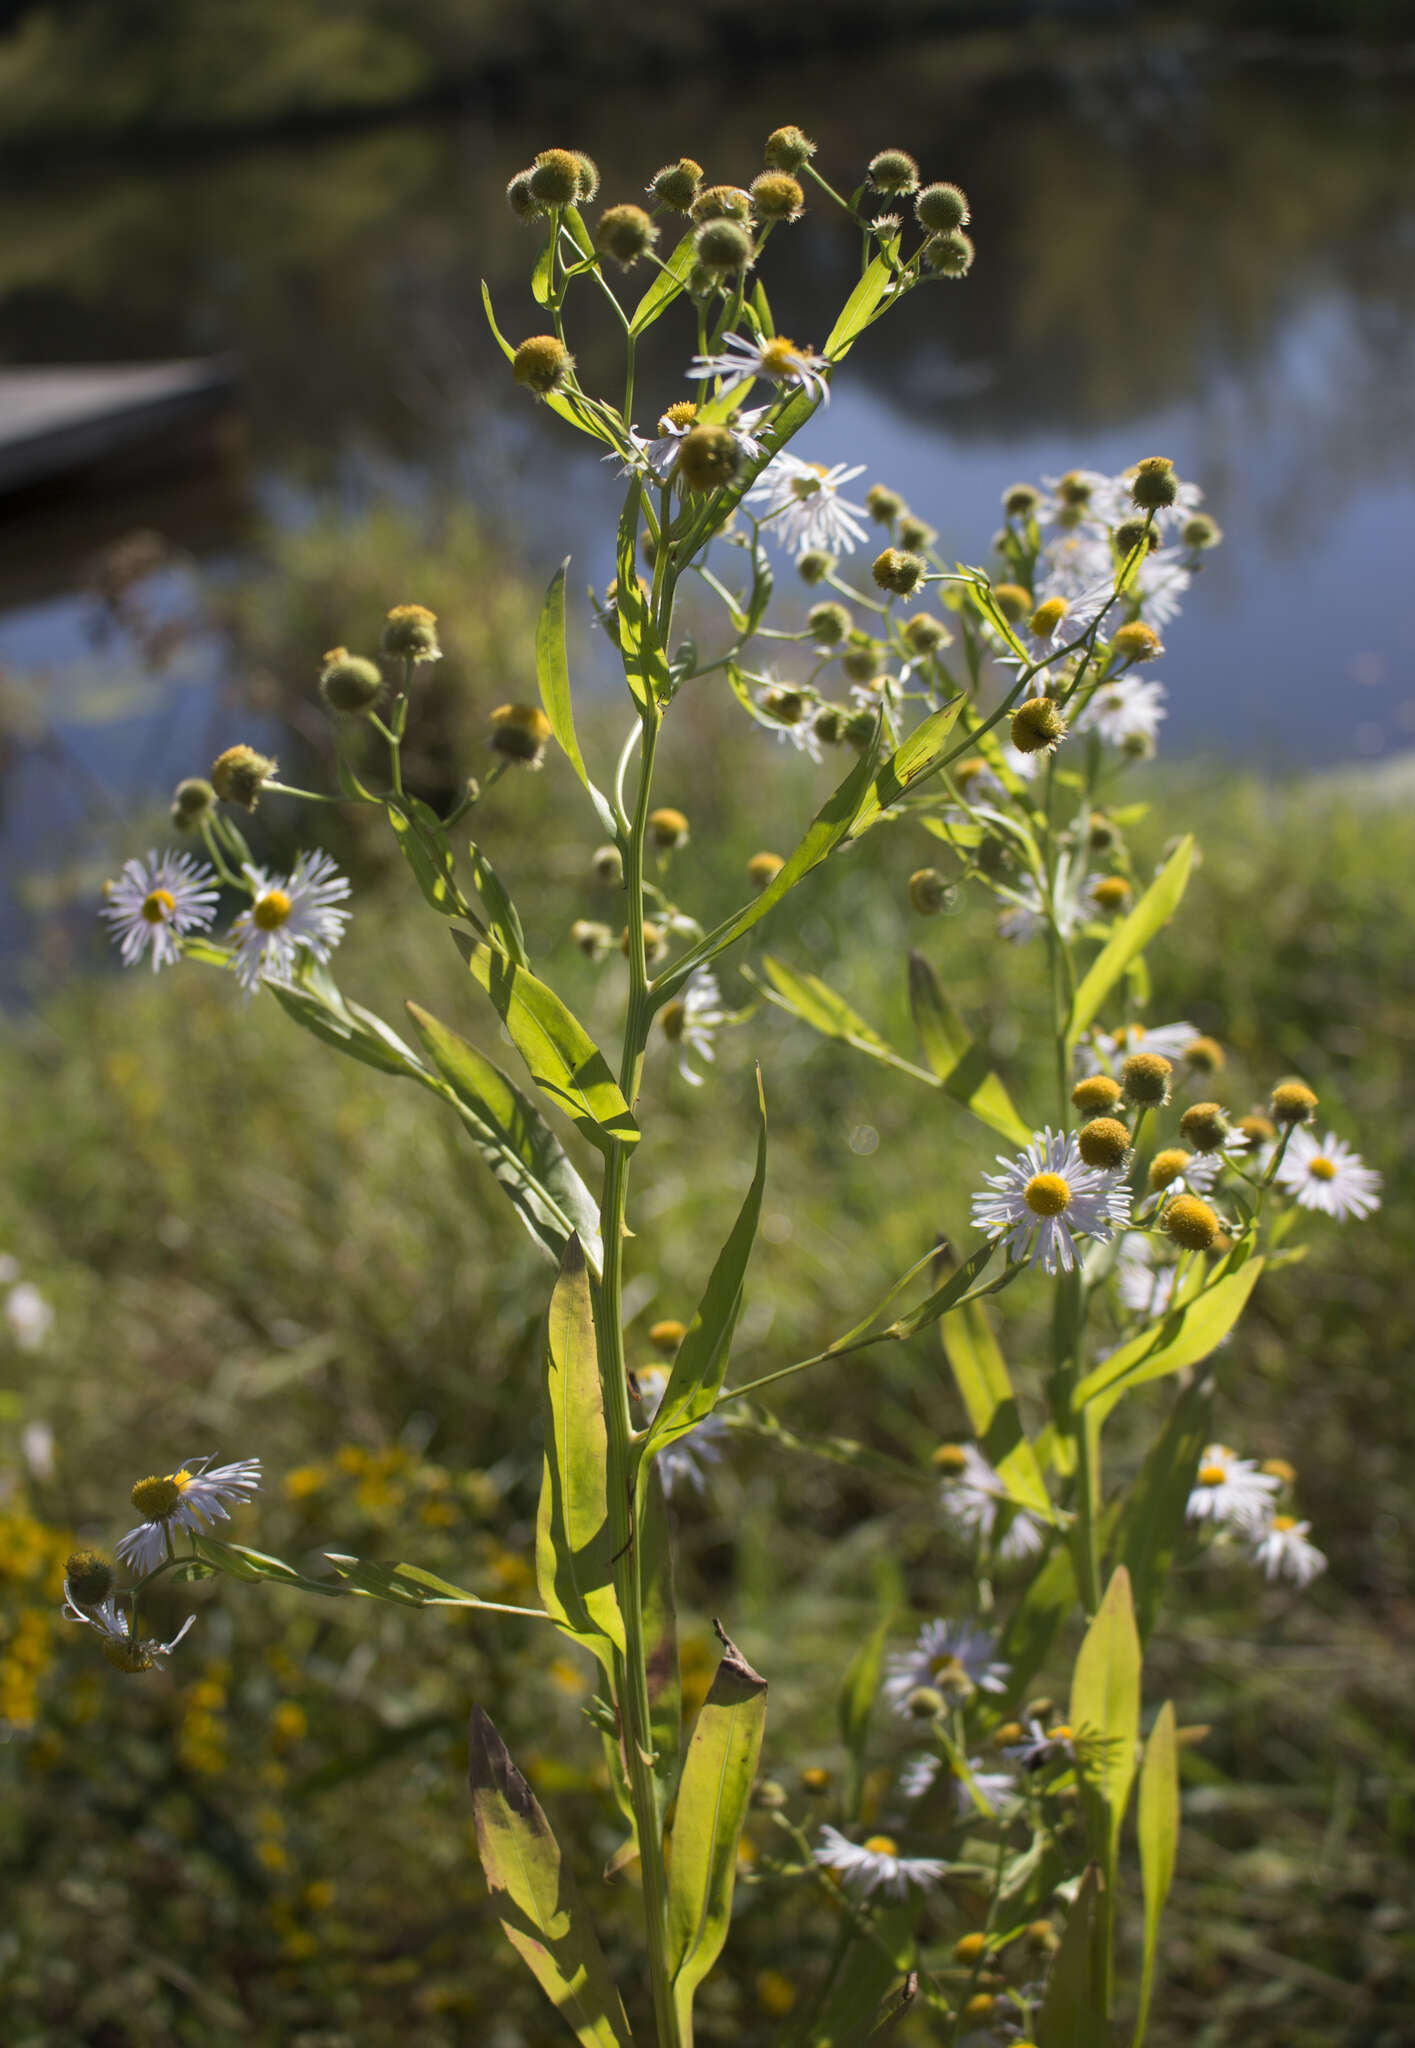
[750,171,804,221]
[903,613,951,654]
[1010,696,1067,754]
[210,744,277,810]
[763,125,815,172]
[65,1550,114,1606]
[1179,1102,1232,1154]
[865,483,903,523]
[318,647,383,715]
[1182,512,1222,549]
[649,158,702,211]
[1003,482,1040,519]
[1114,517,1160,556]
[170,777,215,831]
[898,513,936,553]
[528,148,597,208]
[592,843,623,884]
[915,181,970,233]
[513,334,575,397]
[382,604,441,662]
[796,550,833,585]
[921,229,975,278]
[807,601,852,647]
[872,548,926,598]
[1130,456,1178,510]
[811,704,847,745]
[694,218,753,274]
[596,203,658,268]
[505,170,546,224]
[867,148,920,195]
[690,183,753,224]
[676,423,741,493]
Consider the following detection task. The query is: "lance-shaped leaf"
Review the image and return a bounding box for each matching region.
[791,1904,916,2048]
[269,982,421,1078]
[615,480,670,710]
[885,1238,998,1341]
[837,1616,889,1821]
[1076,1256,1263,1419]
[455,932,639,1151]
[387,796,468,919]
[941,1297,1056,1522]
[639,1464,681,1815]
[468,841,528,966]
[824,251,899,360]
[630,228,697,334]
[1067,836,1194,1045]
[653,728,886,999]
[844,700,964,838]
[192,1539,542,1616]
[1000,1537,1076,1705]
[1069,1567,1141,1878]
[907,951,1030,1144]
[536,558,616,834]
[1113,1380,1212,1644]
[750,957,918,1074]
[467,1708,634,2048]
[536,1238,625,1656]
[405,1002,602,1270]
[639,1072,767,1463]
[1036,1863,1103,2048]
[1133,1703,1179,2048]
[666,1626,767,2032]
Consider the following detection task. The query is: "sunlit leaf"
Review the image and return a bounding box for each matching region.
[536,558,616,834]
[844,700,964,838]
[1069,1567,1141,1879]
[630,229,696,334]
[1036,1863,1103,2048]
[1067,836,1194,1044]
[468,840,528,966]
[940,1297,1056,1522]
[1112,1379,1212,1643]
[1133,1702,1179,2048]
[535,1238,624,1657]
[824,253,898,360]
[1076,1255,1264,1418]
[907,951,1031,1144]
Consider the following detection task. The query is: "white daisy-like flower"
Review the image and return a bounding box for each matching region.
[1074,676,1168,750]
[898,1751,1015,1815]
[756,686,825,761]
[620,403,769,484]
[938,1445,1047,1561]
[1186,1444,1279,1534]
[1251,1513,1327,1589]
[813,1825,945,1899]
[745,453,869,557]
[1020,575,1114,658]
[1036,472,1117,534]
[661,967,730,1086]
[1134,546,1191,627]
[101,849,219,971]
[1075,1020,1199,1078]
[690,331,831,405]
[229,852,351,996]
[882,1618,1010,1714]
[636,1368,728,1496]
[1274,1129,1382,1221]
[1004,1717,1077,1772]
[4,1281,54,1351]
[63,1591,195,1671]
[116,1454,263,1575]
[971,1128,1131,1274]
[995,865,1095,946]
[1114,1233,1178,1317]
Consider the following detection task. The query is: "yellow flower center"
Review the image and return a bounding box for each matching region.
[1030,597,1068,636]
[1024,1171,1071,1217]
[1308,1156,1337,1182]
[130,1471,188,1519]
[1198,1462,1227,1487]
[253,889,292,932]
[141,888,176,925]
[862,1835,898,1857]
[660,400,697,430]
[1271,1514,1296,1533]
[1046,1724,1072,1741]
[760,336,806,378]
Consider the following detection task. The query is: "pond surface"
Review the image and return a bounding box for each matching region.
[0,37,1412,974]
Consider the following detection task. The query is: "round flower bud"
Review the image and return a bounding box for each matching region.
[843,707,878,748]
[1072,1074,1123,1116]
[211,743,277,810]
[1271,1080,1317,1125]
[763,686,807,728]
[65,1549,114,1606]
[649,158,702,211]
[764,125,815,172]
[905,1685,946,1720]
[1261,1457,1297,1485]
[991,582,1032,623]
[800,1766,831,1793]
[1114,517,1161,558]
[916,181,970,233]
[528,148,595,208]
[1091,876,1133,915]
[898,514,936,553]
[953,1933,987,1965]
[1179,1101,1231,1154]
[747,850,785,890]
[596,203,658,268]
[571,918,612,960]
[808,601,852,646]
[872,548,926,598]
[1182,513,1223,550]
[865,483,903,524]
[648,806,689,850]
[1078,1117,1130,1170]
[750,172,804,221]
[694,218,753,274]
[383,603,440,662]
[1238,1113,1275,1147]
[505,170,546,224]
[622,919,666,965]
[319,647,383,715]
[1011,696,1067,754]
[691,183,753,224]
[676,423,741,493]
[797,549,832,584]
[908,867,953,917]
[513,334,575,397]
[867,148,920,195]
[170,776,215,831]
[1181,1041,1225,1083]
[1148,1148,1192,1193]
[1003,482,1040,519]
[1025,1920,1060,1954]
[1111,620,1163,664]
[488,703,553,767]
[841,641,879,682]
[803,705,840,747]
[993,1720,1024,1748]
[1121,1051,1173,1107]
[903,613,952,653]
[592,843,623,884]
[932,1442,969,1476]
[1165,1194,1221,1251]
[961,1996,995,2024]
[751,1777,789,1811]
[1130,456,1178,510]
[649,1318,686,1353]
[1086,812,1117,852]
[922,230,974,278]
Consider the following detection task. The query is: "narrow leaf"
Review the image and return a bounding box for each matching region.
[666,1626,768,2031]
[269,982,418,1078]
[1036,1864,1103,2048]
[536,1238,625,1654]
[1069,1567,1141,1876]
[837,1617,889,1823]
[468,1708,634,2048]
[629,229,696,334]
[941,1297,1055,1521]
[907,951,1030,1144]
[1113,1380,1212,1644]
[845,700,964,838]
[1000,1539,1076,1705]
[1076,1256,1263,1417]
[536,558,616,833]
[388,797,463,918]
[615,480,671,708]
[824,253,896,360]
[1068,837,1194,1044]
[530,234,554,306]
[323,1554,525,1609]
[1133,1703,1179,2048]
[640,1464,681,1810]
[753,957,905,1064]
[468,840,529,966]
[795,1904,915,2047]
[886,1238,997,1341]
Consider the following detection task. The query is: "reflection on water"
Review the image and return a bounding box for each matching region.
[0,40,1412,978]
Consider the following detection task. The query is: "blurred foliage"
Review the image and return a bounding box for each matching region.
[3,642,1415,2039]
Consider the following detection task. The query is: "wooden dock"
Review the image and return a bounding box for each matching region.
[0,357,242,494]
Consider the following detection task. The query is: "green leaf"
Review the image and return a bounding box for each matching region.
[1133,1703,1179,2048]
[322,1555,521,1609]
[752,957,905,1064]
[641,1073,767,1463]
[467,1707,634,2048]
[536,559,617,834]
[654,728,887,998]
[666,1626,768,2034]
[455,932,639,1152]
[405,1002,602,1270]
[481,279,599,441]
[1000,1539,1076,1705]
[1036,1863,1103,2048]
[837,1616,890,1823]
[190,1536,347,1597]
[468,840,529,966]
[844,700,965,838]
[640,1464,681,1808]
[530,234,554,306]
[1076,1255,1264,1418]
[629,229,696,334]
[885,1238,998,1341]
[794,1904,916,2047]
[823,253,897,360]
[907,951,1030,1144]
[614,480,670,709]
[268,982,419,1078]
[387,796,464,918]
[1113,1379,1212,1644]
[1069,1566,1141,1879]
[1067,836,1194,1044]
[535,1237,625,1657]
[941,1298,1055,1522]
